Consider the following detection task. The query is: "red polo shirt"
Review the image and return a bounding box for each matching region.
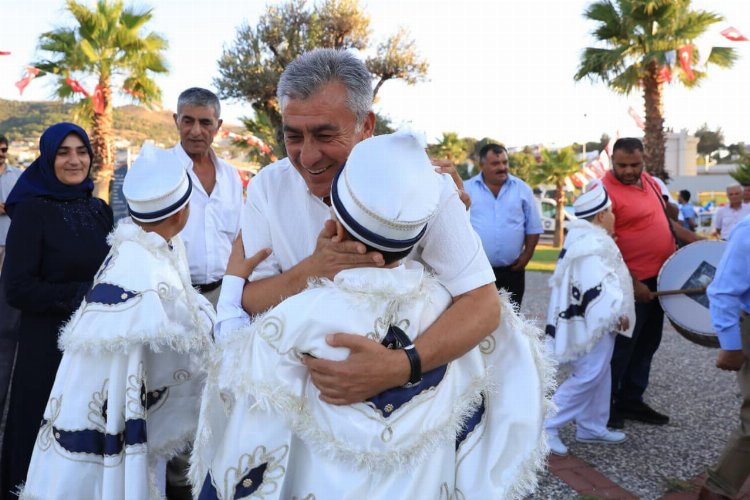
[602,170,676,280]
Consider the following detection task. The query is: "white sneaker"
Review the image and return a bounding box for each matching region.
[547,433,569,456]
[576,430,627,444]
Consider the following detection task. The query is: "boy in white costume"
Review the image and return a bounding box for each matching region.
[21,145,216,499]
[191,130,552,499]
[544,182,636,456]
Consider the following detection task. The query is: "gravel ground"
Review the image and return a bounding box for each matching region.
[522,271,741,499]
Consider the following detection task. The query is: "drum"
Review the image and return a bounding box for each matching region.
[657,240,727,348]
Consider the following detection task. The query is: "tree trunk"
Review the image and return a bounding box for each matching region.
[642,61,666,180]
[91,79,114,204]
[554,181,565,248]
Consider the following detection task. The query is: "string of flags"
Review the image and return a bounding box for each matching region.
[220,128,275,159]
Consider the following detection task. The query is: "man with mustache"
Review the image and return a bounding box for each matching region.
[463,143,543,307]
[233,48,499,406]
[603,138,700,429]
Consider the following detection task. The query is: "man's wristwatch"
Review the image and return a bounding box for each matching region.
[402,343,422,388]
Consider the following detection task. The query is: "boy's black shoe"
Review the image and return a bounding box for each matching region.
[616,400,670,425]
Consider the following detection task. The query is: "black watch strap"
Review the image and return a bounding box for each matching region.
[403,343,422,386]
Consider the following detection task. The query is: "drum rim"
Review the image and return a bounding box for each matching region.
[657,239,726,344]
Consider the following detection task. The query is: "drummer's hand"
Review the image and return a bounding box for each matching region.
[716,349,744,371]
[617,316,630,332]
[633,280,655,303]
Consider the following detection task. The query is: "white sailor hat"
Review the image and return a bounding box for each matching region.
[330,129,441,252]
[123,144,192,223]
[574,181,611,218]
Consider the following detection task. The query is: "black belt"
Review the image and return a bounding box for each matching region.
[193,280,221,293]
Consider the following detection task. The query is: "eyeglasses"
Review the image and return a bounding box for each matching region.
[0,147,7,153]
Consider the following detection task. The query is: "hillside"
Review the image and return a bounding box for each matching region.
[0,98,182,145]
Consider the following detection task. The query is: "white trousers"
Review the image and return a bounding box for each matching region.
[545,332,616,439]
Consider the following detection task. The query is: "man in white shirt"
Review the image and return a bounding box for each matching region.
[237,48,500,406]
[713,184,750,240]
[167,88,242,499]
[171,88,243,306]
[0,134,22,274]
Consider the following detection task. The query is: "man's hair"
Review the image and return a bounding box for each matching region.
[478,143,508,163]
[177,87,221,119]
[277,48,373,128]
[612,137,644,155]
[727,183,742,192]
[0,134,8,146]
[679,189,691,202]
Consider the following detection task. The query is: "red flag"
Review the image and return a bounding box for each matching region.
[0,51,10,56]
[677,45,695,81]
[91,84,105,114]
[720,26,748,42]
[66,77,90,97]
[221,129,230,138]
[14,67,40,95]
[627,106,645,130]
[657,64,672,83]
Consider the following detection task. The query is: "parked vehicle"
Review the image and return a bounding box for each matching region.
[537,197,577,233]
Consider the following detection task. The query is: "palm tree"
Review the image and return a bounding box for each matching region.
[575,0,736,179]
[33,0,168,202]
[532,147,581,248]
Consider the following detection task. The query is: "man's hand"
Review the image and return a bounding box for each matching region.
[510,253,532,272]
[225,233,271,280]
[716,349,745,371]
[431,158,471,210]
[633,280,655,303]
[303,333,410,405]
[0,202,5,216]
[303,219,384,280]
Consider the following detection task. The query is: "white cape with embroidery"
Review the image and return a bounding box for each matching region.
[545,219,635,363]
[20,219,215,500]
[191,262,552,500]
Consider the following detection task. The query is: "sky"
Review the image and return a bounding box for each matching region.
[1,0,750,148]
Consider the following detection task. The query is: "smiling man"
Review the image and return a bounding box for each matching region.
[463,143,542,307]
[236,48,500,406]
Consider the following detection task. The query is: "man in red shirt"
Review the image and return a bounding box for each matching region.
[603,138,699,428]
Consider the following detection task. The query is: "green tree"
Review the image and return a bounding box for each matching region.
[509,150,536,184]
[730,160,750,185]
[575,0,736,179]
[32,0,167,202]
[215,0,428,160]
[532,147,581,247]
[695,123,725,158]
[427,132,468,165]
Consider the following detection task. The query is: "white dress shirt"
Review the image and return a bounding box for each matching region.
[171,144,243,285]
[241,157,494,298]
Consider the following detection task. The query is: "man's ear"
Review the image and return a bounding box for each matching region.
[361,111,376,139]
[216,118,224,136]
[173,113,179,127]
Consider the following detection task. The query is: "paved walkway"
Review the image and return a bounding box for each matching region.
[522,271,748,499]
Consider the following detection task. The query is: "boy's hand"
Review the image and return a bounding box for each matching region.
[617,316,630,332]
[225,232,271,280]
[716,349,744,371]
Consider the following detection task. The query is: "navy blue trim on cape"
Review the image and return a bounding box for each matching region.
[558,284,603,320]
[127,174,192,222]
[85,283,141,305]
[330,166,427,252]
[198,463,268,500]
[45,418,147,456]
[456,393,486,450]
[366,325,446,418]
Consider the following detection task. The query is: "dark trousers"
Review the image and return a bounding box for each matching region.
[492,266,525,308]
[611,277,664,405]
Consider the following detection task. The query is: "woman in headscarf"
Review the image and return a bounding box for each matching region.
[0,123,113,497]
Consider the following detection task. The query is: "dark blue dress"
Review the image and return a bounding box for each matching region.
[0,196,112,497]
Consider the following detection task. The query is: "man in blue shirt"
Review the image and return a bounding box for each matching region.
[464,144,543,306]
[702,218,750,499]
[678,190,697,231]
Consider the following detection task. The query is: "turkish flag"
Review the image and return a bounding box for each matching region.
[66,77,90,97]
[0,51,10,56]
[678,45,695,81]
[91,85,105,114]
[721,26,748,42]
[15,75,33,95]
[627,106,645,130]
[657,64,672,83]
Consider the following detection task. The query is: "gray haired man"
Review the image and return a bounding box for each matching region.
[237,48,500,405]
[0,134,22,274]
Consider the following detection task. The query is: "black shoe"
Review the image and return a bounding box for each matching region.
[608,410,625,429]
[616,400,670,425]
